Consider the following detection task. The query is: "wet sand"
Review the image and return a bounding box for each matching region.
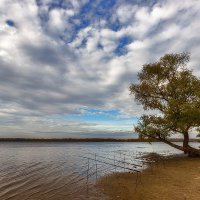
[97,156,200,200]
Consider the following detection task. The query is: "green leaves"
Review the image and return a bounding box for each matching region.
[135,115,172,139]
[130,52,200,137]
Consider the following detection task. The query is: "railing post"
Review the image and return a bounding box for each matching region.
[114,154,116,172]
[124,154,125,172]
[86,158,89,194]
[95,154,98,181]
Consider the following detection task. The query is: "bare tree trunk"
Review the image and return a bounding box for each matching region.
[141,132,200,157]
[187,145,200,157]
[160,137,200,157]
[183,132,189,154]
[158,137,184,151]
[182,132,200,157]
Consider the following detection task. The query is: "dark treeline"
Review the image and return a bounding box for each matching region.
[0,138,198,142]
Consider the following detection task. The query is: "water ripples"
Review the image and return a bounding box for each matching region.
[0,141,195,200]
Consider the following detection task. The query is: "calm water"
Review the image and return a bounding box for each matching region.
[0,142,198,200]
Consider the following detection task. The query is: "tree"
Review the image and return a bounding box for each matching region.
[129,53,200,157]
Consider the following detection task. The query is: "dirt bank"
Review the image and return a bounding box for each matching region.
[97,156,200,200]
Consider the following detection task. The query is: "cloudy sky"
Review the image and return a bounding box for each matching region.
[0,0,200,138]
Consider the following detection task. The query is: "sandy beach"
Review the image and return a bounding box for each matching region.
[97,156,200,200]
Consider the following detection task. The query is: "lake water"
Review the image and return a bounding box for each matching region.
[0,142,198,200]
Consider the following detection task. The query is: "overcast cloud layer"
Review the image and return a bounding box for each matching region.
[0,0,200,138]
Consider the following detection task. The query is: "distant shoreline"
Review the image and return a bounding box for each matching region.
[0,138,199,142]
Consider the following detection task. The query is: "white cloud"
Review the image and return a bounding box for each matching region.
[0,0,200,137]
[116,4,138,24]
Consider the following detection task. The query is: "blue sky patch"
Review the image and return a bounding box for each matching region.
[115,36,132,56]
[69,0,118,38]
[5,19,15,27]
[64,108,138,123]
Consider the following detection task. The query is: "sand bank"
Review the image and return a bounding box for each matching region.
[97,156,200,200]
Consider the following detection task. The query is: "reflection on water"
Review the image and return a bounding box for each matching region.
[0,142,197,200]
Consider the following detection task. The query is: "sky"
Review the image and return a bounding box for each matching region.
[0,0,200,138]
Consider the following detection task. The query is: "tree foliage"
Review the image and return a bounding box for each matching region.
[130,53,200,156]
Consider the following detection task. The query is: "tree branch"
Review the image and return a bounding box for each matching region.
[140,131,184,151]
